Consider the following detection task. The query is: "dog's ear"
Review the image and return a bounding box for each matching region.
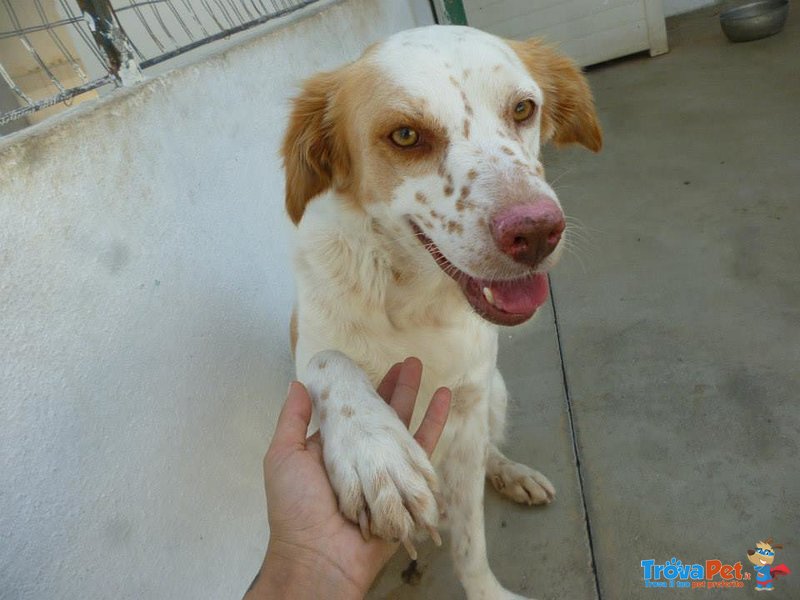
[282,70,350,225]
[508,39,602,152]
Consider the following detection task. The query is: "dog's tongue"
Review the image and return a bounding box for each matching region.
[488,273,549,315]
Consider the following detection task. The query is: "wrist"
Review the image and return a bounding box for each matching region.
[249,539,365,600]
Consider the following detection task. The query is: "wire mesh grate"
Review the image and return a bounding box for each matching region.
[0,0,322,131]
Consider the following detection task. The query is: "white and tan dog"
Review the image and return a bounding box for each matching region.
[282,25,601,599]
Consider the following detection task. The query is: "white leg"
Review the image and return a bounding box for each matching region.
[303,350,440,550]
[439,385,533,600]
[486,369,556,505]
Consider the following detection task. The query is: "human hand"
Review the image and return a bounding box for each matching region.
[244,358,451,600]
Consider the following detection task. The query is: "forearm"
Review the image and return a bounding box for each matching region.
[244,542,365,600]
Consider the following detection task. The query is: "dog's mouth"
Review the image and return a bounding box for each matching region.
[411,221,549,326]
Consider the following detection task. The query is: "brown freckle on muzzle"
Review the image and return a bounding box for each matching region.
[414,192,428,204]
[467,169,478,180]
[501,146,515,156]
[463,119,471,139]
[444,184,454,196]
[460,90,474,116]
[455,197,476,212]
[447,220,463,234]
[341,405,355,418]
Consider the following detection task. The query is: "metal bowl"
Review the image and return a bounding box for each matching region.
[720,0,789,42]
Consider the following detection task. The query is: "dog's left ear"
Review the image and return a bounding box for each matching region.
[508,39,602,152]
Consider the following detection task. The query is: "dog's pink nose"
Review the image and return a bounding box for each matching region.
[491,201,565,266]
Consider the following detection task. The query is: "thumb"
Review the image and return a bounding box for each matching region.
[270,381,313,451]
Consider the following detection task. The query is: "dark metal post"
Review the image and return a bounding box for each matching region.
[432,0,468,25]
[77,0,142,85]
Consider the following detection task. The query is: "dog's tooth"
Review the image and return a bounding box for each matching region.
[483,286,495,306]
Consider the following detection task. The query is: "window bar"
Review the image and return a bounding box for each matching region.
[162,0,196,41]
[33,0,88,82]
[223,0,247,25]
[199,0,226,31]
[145,0,181,48]
[2,0,67,93]
[210,0,237,29]
[177,0,210,37]
[122,0,166,52]
[0,61,33,106]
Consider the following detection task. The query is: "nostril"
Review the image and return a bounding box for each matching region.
[547,220,566,246]
[491,201,564,265]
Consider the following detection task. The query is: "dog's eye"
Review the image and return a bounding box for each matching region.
[513,99,536,122]
[390,127,419,147]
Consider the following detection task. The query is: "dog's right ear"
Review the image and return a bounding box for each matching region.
[508,39,602,152]
[282,70,350,225]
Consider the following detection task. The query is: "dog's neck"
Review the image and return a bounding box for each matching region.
[294,192,482,332]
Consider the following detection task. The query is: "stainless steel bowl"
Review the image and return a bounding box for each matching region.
[720,0,789,42]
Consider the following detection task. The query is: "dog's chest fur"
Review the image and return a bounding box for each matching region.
[293,193,498,436]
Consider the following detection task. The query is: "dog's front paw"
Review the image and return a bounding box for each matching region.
[305,351,441,557]
[327,414,442,555]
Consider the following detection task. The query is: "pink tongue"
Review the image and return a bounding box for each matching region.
[488,274,549,315]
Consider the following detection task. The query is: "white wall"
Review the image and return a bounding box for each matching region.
[0,1,432,598]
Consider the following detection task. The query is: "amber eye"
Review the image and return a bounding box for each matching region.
[390,127,419,147]
[513,99,536,122]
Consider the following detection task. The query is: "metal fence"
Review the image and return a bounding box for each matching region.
[0,0,321,131]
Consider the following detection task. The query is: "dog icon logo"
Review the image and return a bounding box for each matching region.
[747,538,791,591]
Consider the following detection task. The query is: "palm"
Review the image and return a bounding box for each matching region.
[265,434,394,591]
[259,358,451,597]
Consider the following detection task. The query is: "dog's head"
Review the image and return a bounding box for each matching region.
[747,539,782,566]
[282,26,601,325]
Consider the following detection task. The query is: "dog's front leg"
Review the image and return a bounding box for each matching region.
[441,386,532,600]
[302,350,441,555]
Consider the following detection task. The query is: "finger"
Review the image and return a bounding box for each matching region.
[389,357,423,427]
[413,387,452,456]
[376,362,403,403]
[270,381,313,452]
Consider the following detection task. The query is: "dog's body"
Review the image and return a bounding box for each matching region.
[283,26,601,599]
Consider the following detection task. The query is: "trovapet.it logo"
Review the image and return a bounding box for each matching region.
[640,557,749,589]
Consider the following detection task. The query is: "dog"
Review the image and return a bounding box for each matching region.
[282,25,601,599]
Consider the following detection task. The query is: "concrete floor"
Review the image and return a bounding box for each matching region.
[370,7,800,599]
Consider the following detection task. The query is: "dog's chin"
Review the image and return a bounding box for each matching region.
[410,222,549,326]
